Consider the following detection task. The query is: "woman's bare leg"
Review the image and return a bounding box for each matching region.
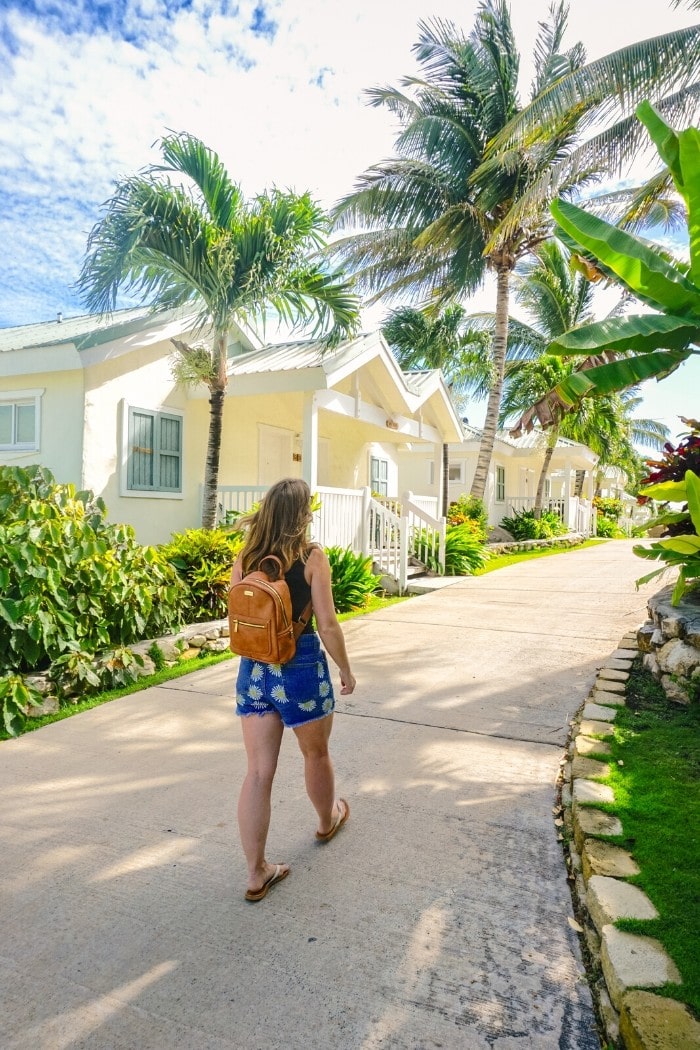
[238,712,288,892]
[293,715,344,835]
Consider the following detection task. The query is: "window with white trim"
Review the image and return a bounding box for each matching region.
[495,465,506,502]
[126,406,183,493]
[0,390,41,450]
[448,461,463,483]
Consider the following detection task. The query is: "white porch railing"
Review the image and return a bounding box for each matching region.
[214,484,444,592]
[403,492,446,574]
[502,494,595,537]
[215,485,269,522]
[313,486,367,551]
[505,496,567,521]
[372,491,446,588]
[369,497,407,592]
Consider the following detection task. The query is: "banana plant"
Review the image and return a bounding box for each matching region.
[520,102,699,424]
[634,469,700,605]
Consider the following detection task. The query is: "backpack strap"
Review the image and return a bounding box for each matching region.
[293,599,313,640]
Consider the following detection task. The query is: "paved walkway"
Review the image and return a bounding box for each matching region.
[1,542,656,1050]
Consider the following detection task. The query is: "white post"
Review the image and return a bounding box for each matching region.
[302,391,319,490]
[361,486,371,556]
[562,458,572,527]
[433,442,443,512]
[399,512,409,594]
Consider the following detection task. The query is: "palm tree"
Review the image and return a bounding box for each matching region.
[330,2,699,500]
[497,242,669,509]
[382,304,478,514]
[78,132,359,528]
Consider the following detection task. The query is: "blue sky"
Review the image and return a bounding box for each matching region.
[0,0,698,437]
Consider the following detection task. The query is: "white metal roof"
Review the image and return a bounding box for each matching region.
[0,307,155,353]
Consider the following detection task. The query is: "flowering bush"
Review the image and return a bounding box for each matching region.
[638,418,700,536]
[446,494,488,540]
[634,469,700,605]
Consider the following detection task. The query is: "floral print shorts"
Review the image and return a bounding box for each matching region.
[235,633,335,728]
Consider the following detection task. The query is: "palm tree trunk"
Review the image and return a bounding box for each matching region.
[201,387,226,529]
[442,443,449,517]
[534,426,559,516]
[574,470,586,498]
[201,332,229,530]
[470,264,511,501]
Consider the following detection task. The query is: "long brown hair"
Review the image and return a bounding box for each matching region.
[239,478,313,576]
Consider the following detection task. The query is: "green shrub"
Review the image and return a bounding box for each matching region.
[444,524,490,574]
[0,674,41,736]
[325,547,381,613]
[414,524,489,575]
[499,507,567,540]
[0,466,185,675]
[447,494,488,540]
[595,515,625,538]
[161,527,244,622]
[147,641,167,671]
[0,465,186,734]
[593,496,624,521]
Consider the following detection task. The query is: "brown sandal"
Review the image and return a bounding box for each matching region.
[316,799,350,843]
[244,864,290,902]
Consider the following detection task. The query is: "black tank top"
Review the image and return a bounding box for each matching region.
[285,557,315,634]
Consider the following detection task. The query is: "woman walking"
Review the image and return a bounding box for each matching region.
[230,478,356,901]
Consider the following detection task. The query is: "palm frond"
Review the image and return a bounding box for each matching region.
[490,26,700,153]
[156,132,241,230]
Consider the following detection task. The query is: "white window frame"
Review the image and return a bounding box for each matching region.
[447,461,464,483]
[120,401,184,499]
[0,388,43,451]
[495,464,506,503]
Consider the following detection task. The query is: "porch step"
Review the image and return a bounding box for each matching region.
[372,559,427,579]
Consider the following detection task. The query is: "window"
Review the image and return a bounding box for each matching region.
[495,465,505,502]
[126,406,182,493]
[370,455,388,496]
[448,462,463,483]
[0,390,41,450]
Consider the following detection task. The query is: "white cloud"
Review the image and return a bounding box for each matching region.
[0,0,697,330]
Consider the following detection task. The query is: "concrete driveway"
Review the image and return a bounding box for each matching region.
[1,541,655,1049]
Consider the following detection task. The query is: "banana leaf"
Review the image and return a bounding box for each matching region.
[551,199,700,316]
[686,469,700,534]
[555,348,691,403]
[657,535,700,555]
[640,479,688,501]
[549,312,699,356]
[638,102,700,288]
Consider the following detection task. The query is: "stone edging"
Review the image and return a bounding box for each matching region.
[560,635,700,1049]
[24,619,231,717]
[487,532,586,555]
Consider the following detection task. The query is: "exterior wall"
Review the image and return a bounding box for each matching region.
[216,395,408,496]
[0,367,84,484]
[81,340,199,545]
[217,392,300,487]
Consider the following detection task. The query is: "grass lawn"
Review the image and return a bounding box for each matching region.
[474,537,605,575]
[602,659,700,1013]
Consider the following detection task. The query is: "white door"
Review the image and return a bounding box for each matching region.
[258,424,296,484]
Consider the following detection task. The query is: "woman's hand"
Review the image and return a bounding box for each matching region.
[339,670,356,695]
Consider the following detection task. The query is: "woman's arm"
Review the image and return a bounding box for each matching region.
[305,548,356,695]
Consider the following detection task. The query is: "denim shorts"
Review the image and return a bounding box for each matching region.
[235,633,335,728]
